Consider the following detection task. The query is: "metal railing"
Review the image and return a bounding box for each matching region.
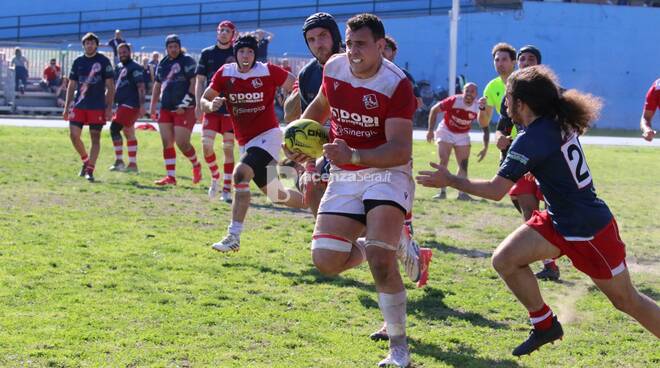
[0,0,521,42]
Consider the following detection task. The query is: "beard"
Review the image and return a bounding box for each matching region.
[313,47,332,64]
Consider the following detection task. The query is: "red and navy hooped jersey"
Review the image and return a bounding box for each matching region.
[114,60,144,108]
[644,78,660,112]
[321,54,416,170]
[69,53,113,110]
[209,62,288,145]
[498,116,612,239]
[155,54,197,110]
[196,45,234,114]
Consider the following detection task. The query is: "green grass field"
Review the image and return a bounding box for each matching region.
[0,126,658,368]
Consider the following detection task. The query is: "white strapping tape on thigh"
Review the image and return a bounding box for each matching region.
[222,138,234,149]
[365,239,398,251]
[312,234,352,253]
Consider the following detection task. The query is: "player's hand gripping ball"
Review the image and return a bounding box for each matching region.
[284,119,329,159]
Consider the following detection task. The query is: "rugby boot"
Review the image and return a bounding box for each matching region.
[512,316,563,356]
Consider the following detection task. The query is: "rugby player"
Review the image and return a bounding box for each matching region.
[299,14,421,366]
[109,43,145,172]
[426,82,482,201]
[63,32,115,182]
[495,45,560,281]
[201,35,304,252]
[149,35,201,186]
[417,65,660,356]
[196,20,237,201]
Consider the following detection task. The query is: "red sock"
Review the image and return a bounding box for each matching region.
[183,148,201,168]
[163,147,176,177]
[112,139,123,161]
[80,153,89,165]
[223,162,234,192]
[205,153,220,180]
[543,259,558,270]
[529,304,553,330]
[86,164,95,174]
[127,139,138,164]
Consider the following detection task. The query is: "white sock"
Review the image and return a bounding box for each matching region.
[227,221,243,236]
[378,290,407,346]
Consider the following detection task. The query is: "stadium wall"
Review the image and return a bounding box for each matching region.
[4,2,658,129]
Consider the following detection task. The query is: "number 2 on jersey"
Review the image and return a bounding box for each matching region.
[561,134,592,189]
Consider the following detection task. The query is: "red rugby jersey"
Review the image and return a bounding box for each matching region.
[210,62,288,145]
[321,54,416,170]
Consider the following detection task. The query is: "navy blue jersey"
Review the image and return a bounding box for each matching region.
[114,60,144,108]
[155,54,197,110]
[498,117,612,238]
[196,45,233,114]
[69,53,114,110]
[297,59,323,112]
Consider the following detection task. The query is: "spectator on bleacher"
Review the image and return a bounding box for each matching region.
[148,51,160,85]
[254,29,274,62]
[142,57,154,92]
[41,58,62,92]
[10,48,29,93]
[107,30,126,66]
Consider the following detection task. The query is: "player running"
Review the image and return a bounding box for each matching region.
[109,43,145,173]
[417,65,660,356]
[149,35,201,186]
[63,32,115,182]
[426,82,483,201]
[201,34,304,252]
[298,14,423,367]
[640,78,659,141]
[196,20,238,201]
[494,45,560,281]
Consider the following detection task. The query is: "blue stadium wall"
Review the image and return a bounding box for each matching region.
[5,2,659,128]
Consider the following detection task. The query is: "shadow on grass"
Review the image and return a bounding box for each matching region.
[221,262,375,292]
[359,286,507,330]
[423,240,492,259]
[409,338,522,368]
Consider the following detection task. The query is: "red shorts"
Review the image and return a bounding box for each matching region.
[509,174,543,201]
[113,105,140,126]
[203,113,234,134]
[158,108,196,130]
[70,108,105,125]
[527,210,627,279]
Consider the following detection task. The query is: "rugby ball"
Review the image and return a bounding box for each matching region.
[284,119,328,158]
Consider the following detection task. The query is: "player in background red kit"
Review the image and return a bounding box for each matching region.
[201,35,304,253]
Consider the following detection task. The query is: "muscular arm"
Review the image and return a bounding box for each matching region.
[104,78,115,109]
[640,109,656,141]
[427,102,441,133]
[150,82,161,113]
[417,162,513,201]
[283,90,302,123]
[137,82,146,113]
[64,79,77,110]
[195,75,207,108]
[447,173,512,201]
[201,86,220,113]
[353,117,413,168]
[478,105,493,128]
[300,88,331,124]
